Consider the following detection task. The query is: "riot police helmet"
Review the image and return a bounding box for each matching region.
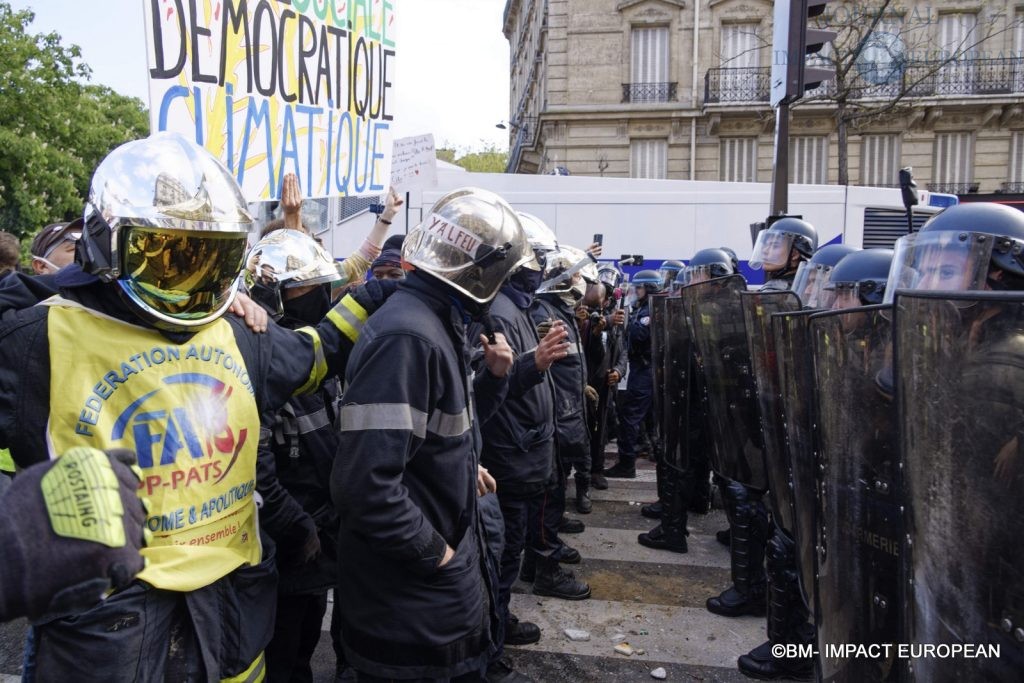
[678,248,735,289]
[885,202,1024,303]
[792,243,859,309]
[80,132,254,331]
[825,248,894,309]
[403,187,538,304]
[657,259,685,289]
[749,217,818,271]
[632,268,663,296]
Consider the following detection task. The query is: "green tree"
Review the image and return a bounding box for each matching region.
[0,3,148,241]
[453,144,509,173]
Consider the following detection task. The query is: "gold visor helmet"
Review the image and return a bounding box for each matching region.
[81,132,254,330]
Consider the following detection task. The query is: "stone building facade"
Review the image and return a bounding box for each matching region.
[502,0,1024,197]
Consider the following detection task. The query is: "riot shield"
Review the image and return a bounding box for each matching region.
[895,290,1024,683]
[661,297,692,473]
[683,275,766,490]
[773,309,821,617]
[650,295,668,445]
[810,305,900,682]
[741,291,801,535]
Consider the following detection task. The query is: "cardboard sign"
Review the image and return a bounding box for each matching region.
[144,0,397,201]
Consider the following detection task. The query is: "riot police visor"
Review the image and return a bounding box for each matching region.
[793,261,839,309]
[749,231,796,270]
[884,231,995,305]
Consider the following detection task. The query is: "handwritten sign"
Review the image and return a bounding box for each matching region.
[144,0,397,201]
[390,134,438,192]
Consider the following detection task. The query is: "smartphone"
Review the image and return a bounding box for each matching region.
[593,233,604,247]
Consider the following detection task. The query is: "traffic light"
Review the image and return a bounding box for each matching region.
[771,0,837,107]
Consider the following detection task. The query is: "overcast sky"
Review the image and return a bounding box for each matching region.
[9,0,512,152]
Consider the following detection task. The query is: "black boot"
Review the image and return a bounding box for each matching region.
[558,516,585,534]
[533,556,591,600]
[590,473,608,490]
[737,527,813,680]
[574,475,592,514]
[504,613,541,646]
[716,528,731,547]
[551,543,581,564]
[707,480,767,617]
[640,501,662,519]
[604,460,636,478]
[638,524,688,553]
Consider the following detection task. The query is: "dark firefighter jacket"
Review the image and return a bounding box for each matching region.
[331,272,509,680]
[474,289,555,496]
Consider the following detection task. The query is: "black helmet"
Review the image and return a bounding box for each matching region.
[720,247,740,274]
[826,248,894,308]
[677,248,735,289]
[920,203,1024,279]
[887,202,1024,301]
[657,259,685,289]
[750,217,819,270]
[632,268,663,294]
[793,243,859,308]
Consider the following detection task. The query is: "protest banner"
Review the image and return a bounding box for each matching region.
[143,0,396,201]
[390,134,438,193]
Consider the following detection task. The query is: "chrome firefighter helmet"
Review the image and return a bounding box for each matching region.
[80,132,254,331]
[540,244,596,301]
[402,187,538,304]
[517,211,559,255]
[244,230,343,319]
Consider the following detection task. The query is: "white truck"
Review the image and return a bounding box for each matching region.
[316,168,956,283]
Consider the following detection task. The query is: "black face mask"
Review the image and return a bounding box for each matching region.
[281,285,331,327]
[510,267,543,295]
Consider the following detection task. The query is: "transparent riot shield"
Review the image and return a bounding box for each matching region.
[662,297,692,473]
[683,275,766,489]
[741,291,802,534]
[773,310,821,617]
[895,290,1024,683]
[810,305,900,682]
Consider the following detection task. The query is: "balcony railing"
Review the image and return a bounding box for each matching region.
[704,68,770,103]
[1000,181,1024,193]
[704,57,1024,104]
[927,182,980,194]
[622,82,678,103]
